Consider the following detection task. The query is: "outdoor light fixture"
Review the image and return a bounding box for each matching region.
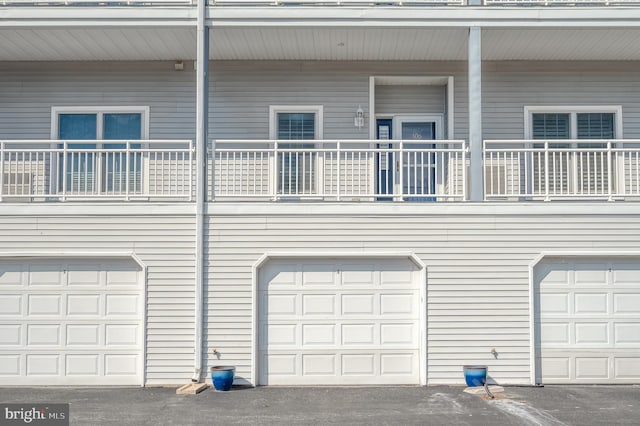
[174,60,184,71]
[354,105,364,129]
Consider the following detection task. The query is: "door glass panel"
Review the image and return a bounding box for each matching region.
[58,114,98,193]
[576,113,614,193]
[103,113,142,193]
[277,112,316,195]
[401,122,436,200]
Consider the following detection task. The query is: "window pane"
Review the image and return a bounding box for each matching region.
[577,113,614,139]
[103,113,142,141]
[59,114,97,145]
[532,113,570,140]
[277,113,315,140]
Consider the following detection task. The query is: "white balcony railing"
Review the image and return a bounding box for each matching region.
[484,0,640,5]
[210,139,467,202]
[484,140,640,201]
[2,0,193,5]
[0,140,194,202]
[210,0,465,5]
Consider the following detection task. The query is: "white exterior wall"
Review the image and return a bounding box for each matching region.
[210,61,640,141]
[0,205,196,385]
[205,204,640,385]
[0,62,195,140]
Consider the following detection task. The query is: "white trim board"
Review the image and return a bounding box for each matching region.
[251,251,427,387]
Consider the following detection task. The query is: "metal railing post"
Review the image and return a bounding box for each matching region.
[607,140,613,201]
[399,140,404,201]
[272,141,279,201]
[544,141,550,201]
[336,140,341,201]
[0,142,4,202]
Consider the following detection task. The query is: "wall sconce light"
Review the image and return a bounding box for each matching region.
[354,105,365,129]
[174,60,184,71]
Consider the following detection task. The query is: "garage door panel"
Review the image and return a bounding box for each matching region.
[302,294,336,315]
[0,259,142,385]
[259,258,421,385]
[614,293,640,313]
[66,355,100,376]
[574,293,608,314]
[341,294,375,315]
[67,264,102,286]
[537,260,640,384]
[576,357,608,379]
[342,354,375,375]
[341,265,376,286]
[575,322,609,345]
[539,293,569,315]
[0,325,21,345]
[302,264,336,287]
[574,264,608,286]
[615,358,640,379]
[66,324,100,346]
[539,323,570,344]
[302,324,336,346]
[0,295,22,315]
[28,295,62,315]
[68,294,101,316]
[614,323,640,344]
[612,265,640,285]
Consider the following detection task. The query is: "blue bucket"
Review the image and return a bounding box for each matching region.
[211,366,235,391]
[463,365,487,387]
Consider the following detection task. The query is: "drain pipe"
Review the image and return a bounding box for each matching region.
[193,0,209,382]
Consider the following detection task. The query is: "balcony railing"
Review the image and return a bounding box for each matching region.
[209,139,467,202]
[484,140,640,201]
[2,0,192,5]
[209,0,640,5]
[0,140,194,202]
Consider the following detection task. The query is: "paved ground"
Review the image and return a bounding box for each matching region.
[1,385,638,425]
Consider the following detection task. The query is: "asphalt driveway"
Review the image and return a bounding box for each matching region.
[1,385,638,425]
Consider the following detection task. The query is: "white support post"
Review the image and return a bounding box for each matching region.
[194,0,209,384]
[468,26,483,201]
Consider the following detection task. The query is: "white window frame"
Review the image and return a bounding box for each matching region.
[268,105,324,198]
[524,105,623,196]
[51,106,151,195]
[268,105,323,140]
[524,105,623,140]
[51,106,150,140]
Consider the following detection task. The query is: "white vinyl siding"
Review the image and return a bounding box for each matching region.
[375,85,446,116]
[0,208,196,385]
[205,205,640,385]
[0,67,195,141]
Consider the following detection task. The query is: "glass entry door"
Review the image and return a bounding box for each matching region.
[376,115,441,201]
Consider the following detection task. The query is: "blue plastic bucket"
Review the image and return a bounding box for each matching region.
[211,366,235,391]
[463,365,487,387]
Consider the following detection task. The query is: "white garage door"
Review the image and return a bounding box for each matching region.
[536,260,640,384]
[0,259,143,385]
[259,258,422,385]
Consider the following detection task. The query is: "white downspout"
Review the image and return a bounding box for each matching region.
[468,26,483,201]
[193,0,208,382]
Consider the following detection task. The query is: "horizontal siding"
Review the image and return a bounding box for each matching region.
[0,69,195,140]
[0,213,196,385]
[205,210,640,385]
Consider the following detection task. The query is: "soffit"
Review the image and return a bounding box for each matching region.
[484,28,640,61]
[0,28,196,61]
[209,27,469,60]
